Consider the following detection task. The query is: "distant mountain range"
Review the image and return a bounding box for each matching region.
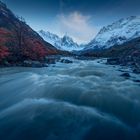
[39,16,140,53]
[84,16,140,51]
[38,30,84,51]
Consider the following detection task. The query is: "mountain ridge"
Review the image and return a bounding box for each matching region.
[84,16,140,50]
[39,30,84,51]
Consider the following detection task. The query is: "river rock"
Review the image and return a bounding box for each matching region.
[60,59,73,64]
[120,73,131,78]
[107,58,120,65]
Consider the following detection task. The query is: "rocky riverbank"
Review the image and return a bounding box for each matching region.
[0,55,74,68]
[107,53,140,74]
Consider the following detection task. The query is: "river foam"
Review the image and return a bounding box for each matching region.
[0,58,140,140]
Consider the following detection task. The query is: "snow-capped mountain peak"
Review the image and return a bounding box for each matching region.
[85,16,140,50]
[38,30,84,51]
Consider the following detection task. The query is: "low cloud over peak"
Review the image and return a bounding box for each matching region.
[57,11,98,43]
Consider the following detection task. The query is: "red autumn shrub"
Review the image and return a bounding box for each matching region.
[0,28,12,41]
[0,46,9,61]
[22,39,47,61]
[0,28,11,36]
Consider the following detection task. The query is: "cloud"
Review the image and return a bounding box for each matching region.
[57,11,98,43]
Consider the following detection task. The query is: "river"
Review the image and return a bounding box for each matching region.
[0,58,140,140]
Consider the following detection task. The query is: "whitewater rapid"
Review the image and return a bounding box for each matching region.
[0,58,140,140]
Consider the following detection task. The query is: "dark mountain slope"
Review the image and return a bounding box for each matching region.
[0,1,59,64]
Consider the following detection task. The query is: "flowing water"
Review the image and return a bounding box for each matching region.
[0,58,140,140]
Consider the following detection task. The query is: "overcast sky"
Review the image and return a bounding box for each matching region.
[3,0,140,43]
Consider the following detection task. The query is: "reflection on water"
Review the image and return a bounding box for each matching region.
[0,58,140,140]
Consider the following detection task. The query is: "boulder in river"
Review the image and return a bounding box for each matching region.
[120,73,131,78]
[60,59,73,64]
